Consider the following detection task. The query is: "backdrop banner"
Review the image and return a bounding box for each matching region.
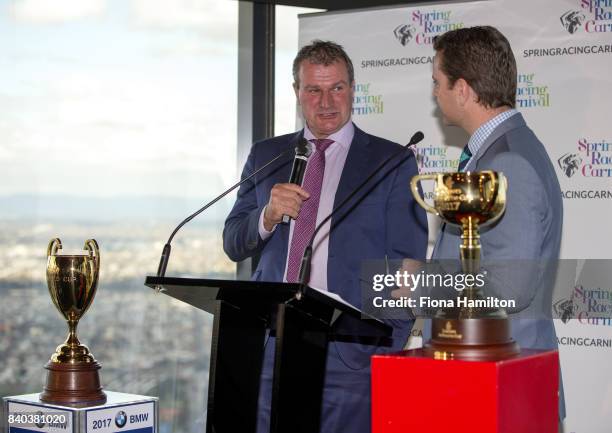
[299,0,612,431]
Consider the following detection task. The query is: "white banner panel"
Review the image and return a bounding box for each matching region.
[299,0,612,431]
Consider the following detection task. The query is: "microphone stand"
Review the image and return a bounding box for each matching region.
[156,146,295,279]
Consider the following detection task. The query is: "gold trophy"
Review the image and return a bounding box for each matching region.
[410,171,520,361]
[40,238,106,406]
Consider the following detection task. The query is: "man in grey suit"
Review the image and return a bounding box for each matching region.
[428,26,565,421]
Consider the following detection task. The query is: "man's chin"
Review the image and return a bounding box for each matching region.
[441,117,457,127]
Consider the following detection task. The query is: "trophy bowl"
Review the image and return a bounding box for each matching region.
[411,171,519,361]
[411,171,506,230]
[40,238,106,406]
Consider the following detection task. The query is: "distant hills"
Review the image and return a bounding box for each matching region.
[0,194,235,222]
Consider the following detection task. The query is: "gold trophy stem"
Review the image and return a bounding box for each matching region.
[459,218,483,319]
[66,319,81,349]
[460,217,480,276]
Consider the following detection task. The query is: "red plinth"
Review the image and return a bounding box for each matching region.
[371,349,558,433]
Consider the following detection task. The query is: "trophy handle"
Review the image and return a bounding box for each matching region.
[47,238,62,256]
[479,170,506,210]
[84,239,100,259]
[410,174,439,215]
[83,239,101,306]
[480,170,498,192]
[499,172,507,192]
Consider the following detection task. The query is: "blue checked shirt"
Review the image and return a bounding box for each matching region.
[463,109,518,171]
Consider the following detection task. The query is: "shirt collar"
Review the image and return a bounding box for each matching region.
[303,120,354,151]
[467,109,519,157]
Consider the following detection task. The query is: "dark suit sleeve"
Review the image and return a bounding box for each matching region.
[382,152,428,336]
[222,143,269,262]
[385,152,428,261]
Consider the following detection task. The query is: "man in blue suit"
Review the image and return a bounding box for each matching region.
[428,26,565,421]
[223,40,427,433]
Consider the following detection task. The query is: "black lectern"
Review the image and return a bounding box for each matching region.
[144,277,391,433]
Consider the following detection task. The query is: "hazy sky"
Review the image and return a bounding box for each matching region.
[0,0,239,198]
[0,0,319,202]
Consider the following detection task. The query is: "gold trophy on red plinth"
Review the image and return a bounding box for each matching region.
[40,238,106,406]
[411,171,520,361]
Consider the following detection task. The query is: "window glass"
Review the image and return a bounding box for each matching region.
[0,1,237,431]
[275,6,323,136]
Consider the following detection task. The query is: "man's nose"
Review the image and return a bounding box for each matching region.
[319,90,333,108]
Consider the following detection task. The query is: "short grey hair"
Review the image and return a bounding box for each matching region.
[292,40,355,87]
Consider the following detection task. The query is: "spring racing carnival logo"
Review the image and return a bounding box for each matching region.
[360,9,466,70]
[393,9,464,46]
[352,83,384,116]
[558,138,612,199]
[413,144,457,174]
[557,138,612,178]
[553,297,577,323]
[556,285,612,348]
[523,1,612,58]
[561,0,612,34]
[556,285,612,326]
[516,73,550,108]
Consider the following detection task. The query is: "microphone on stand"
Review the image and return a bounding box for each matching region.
[156,142,300,279]
[297,131,425,287]
[282,138,313,224]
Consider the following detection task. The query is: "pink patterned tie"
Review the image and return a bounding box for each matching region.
[286,138,334,283]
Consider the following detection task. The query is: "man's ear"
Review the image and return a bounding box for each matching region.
[455,78,471,106]
[293,82,300,103]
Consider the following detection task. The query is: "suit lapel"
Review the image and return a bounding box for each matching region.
[331,125,373,221]
[324,125,371,292]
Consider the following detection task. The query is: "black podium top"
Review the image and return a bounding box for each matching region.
[145,276,391,338]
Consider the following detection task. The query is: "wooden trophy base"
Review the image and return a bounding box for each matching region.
[424,317,520,361]
[40,361,106,407]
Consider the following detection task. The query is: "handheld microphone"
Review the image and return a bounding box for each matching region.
[282,138,312,224]
[156,145,295,279]
[297,131,425,286]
